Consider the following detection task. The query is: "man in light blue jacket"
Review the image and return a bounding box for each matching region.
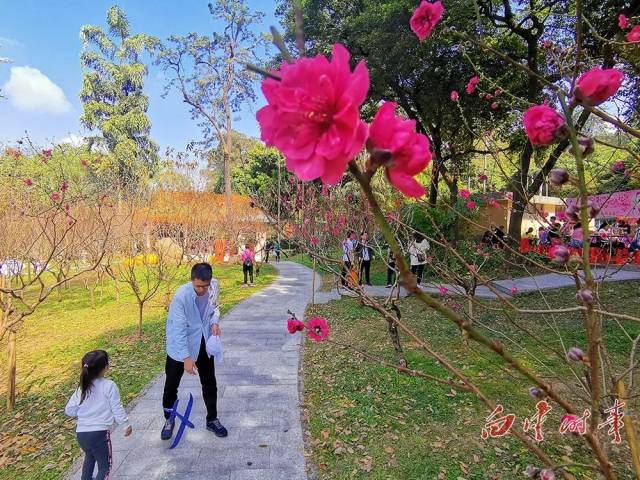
[161,263,228,440]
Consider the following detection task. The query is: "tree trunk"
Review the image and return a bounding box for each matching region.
[447,179,460,244]
[429,159,440,207]
[90,283,96,310]
[509,189,529,242]
[387,321,407,368]
[7,329,17,410]
[387,303,408,367]
[138,302,144,337]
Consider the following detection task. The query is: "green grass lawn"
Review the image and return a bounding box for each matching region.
[302,281,640,479]
[0,262,276,480]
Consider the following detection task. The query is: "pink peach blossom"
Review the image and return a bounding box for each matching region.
[511,286,518,296]
[368,101,432,198]
[41,149,52,160]
[450,90,459,102]
[310,235,319,246]
[466,200,476,209]
[628,25,640,42]
[24,178,33,186]
[410,1,445,41]
[51,192,61,202]
[287,318,305,334]
[307,317,330,342]
[257,44,369,185]
[478,173,488,182]
[612,161,625,173]
[439,286,448,296]
[540,469,556,480]
[573,67,624,106]
[523,105,566,146]
[60,181,69,193]
[619,14,629,29]
[490,102,498,110]
[459,189,471,199]
[466,76,480,94]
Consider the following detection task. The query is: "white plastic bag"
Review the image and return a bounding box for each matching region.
[205,335,224,363]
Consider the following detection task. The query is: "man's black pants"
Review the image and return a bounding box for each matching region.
[359,260,371,285]
[163,337,217,422]
[411,264,425,285]
[243,264,254,284]
[387,262,396,285]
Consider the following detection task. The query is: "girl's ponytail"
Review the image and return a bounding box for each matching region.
[79,350,109,404]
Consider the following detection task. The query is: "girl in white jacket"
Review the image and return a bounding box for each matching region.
[65,350,131,480]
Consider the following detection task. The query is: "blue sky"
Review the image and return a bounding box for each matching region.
[0,0,279,151]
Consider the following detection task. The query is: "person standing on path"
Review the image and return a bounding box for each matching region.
[386,246,397,288]
[274,242,282,262]
[161,263,228,441]
[409,232,430,285]
[356,232,374,286]
[340,230,356,288]
[264,239,273,263]
[241,245,255,287]
[65,350,131,480]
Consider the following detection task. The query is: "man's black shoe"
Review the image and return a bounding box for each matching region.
[206,418,228,437]
[161,418,175,440]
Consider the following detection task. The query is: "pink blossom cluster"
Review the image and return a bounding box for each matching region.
[287,316,329,342]
[619,13,640,42]
[257,44,434,198]
[522,67,623,146]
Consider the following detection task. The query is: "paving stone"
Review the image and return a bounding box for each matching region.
[194,446,270,472]
[229,469,306,480]
[112,446,201,476]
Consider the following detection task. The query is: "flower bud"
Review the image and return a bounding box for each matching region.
[540,469,556,480]
[567,346,585,361]
[576,288,594,305]
[525,465,540,478]
[611,161,625,174]
[587,201,600,219]
[528,386,544,399]
[565,204,580,222]
[549,245,569,264]
[548,169,570,186]
[569,136,594,156]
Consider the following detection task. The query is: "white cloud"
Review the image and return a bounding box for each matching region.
[59,134,87,147]
[0,37,21,48]
[3,66,72,114]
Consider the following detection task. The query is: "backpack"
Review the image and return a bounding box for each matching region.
[416,252,426,263]
[243,253,253,267]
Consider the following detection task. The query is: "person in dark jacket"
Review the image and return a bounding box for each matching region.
[386,247,396,288]
[356,232,374,286]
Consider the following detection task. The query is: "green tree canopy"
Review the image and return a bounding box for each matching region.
[80,5,160,192]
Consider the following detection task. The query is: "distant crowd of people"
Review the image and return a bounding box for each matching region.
[521,216,640,253]
[340,230,431,289]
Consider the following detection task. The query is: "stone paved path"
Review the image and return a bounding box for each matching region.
[347,267,640,299]
[67,261,323,480]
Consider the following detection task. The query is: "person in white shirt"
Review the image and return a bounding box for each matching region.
[65,350,131,480]
[409,232,430,285]
[340,230,356,288]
